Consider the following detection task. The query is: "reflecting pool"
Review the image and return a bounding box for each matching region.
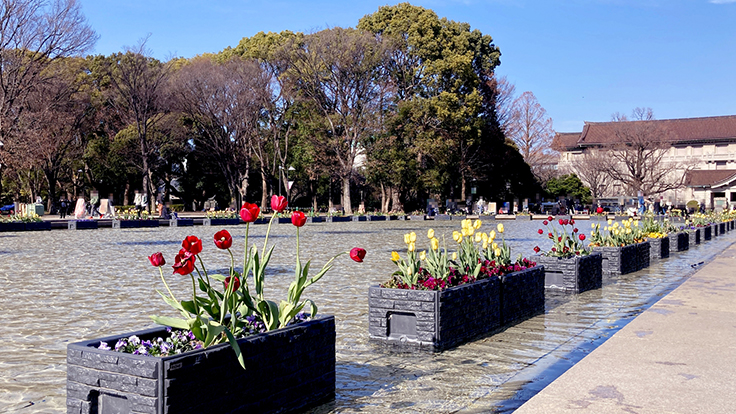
[0,218,732,413]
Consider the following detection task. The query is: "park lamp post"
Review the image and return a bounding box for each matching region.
[278,165,296,201]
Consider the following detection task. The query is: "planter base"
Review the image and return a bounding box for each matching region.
[536,253,603,293]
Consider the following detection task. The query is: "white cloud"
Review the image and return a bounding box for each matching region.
[710,0,736,4]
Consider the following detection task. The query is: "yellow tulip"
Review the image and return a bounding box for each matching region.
[462,219,471,229]
[633,220,639,227]
[409,232,417,243]
[404,233,410,244]
[408,242,416,252]
[490,230,496,240]
[497,223,504,233]
[482,240,488,249]
[451,252,457,261]
[473,219,482,230]
[467,227,475,236]
[591,223,596,229]
[420,251,427,261]
[626,228,632,234]
[427,229,435,239]
[608,219,613,225]
[492,242,498,250]
[494,248,502,257]
[391,251,400,262]
[481,232,489,242]
[452,231,461,242]
[461,228,470,237]
[474,232,482,243]
[431,237,439,251]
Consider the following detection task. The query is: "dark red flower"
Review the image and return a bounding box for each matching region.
[570,218,575,225]
[559,218,564,225]
[172,249,195,275]
[596,207,604,214]
[579,234,586,241]
[538,229,544,235]
[548,215,554,221]
[291,211,306,227]
[240,202,260,223]
[224,276,240,291]
[548,232,553,239]
[533,246,541,253]
[271,195,287,213]
[542,220,548,226]
[350,247,366,263]
[214,229,232,250]
[573,228,579,233]
[148,252,165,267]
[182,235,202,255]
[558,236,562,242]
[551,247,557,252]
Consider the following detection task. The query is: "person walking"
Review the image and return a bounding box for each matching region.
[59,197,67,219]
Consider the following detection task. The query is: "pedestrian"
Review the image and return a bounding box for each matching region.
[59,198,67,219]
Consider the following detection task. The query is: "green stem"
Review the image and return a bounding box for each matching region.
[159,267,177,302]
[196,254,211,287]
[189,273,200,316]
[243,222,250,280]
[263,213,276,258]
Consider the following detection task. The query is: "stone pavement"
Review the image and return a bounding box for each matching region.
[515,241,736,414]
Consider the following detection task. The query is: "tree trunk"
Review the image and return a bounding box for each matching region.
[342,175,352,215]
[44,169,58,215]
[460,175,466,202]
[260,170,268,212]
[310,180,318,213]
[391,186,403,213]
[123,183,130,205]
[380,182,388,213]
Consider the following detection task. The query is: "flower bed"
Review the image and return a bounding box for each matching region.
[68,220,98,230]
[647,237,670,260]
[67,316,336,414]
[668,231,689,253]
[535,253,602,293]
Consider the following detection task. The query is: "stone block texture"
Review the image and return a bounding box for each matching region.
[536,253,602,293]
[668,232,689,253]
[168,219,193,227]
[593,241,650,276]
[67,316,336,414]
[112,220,160,229]
[703,226,712,240]
[369,278,501,351]
[499,266,545,325]
[719,222,726,234]
[648,237,670,260]
[688,229,700,245]
[68,221,98,230]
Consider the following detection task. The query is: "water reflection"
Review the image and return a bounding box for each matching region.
[0,219,732,413]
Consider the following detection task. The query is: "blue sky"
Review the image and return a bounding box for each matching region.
[78,0,736,132]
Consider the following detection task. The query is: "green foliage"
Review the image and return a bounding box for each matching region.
[545,174,592,204]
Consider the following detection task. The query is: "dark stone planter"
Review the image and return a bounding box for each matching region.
[327,216,351,223]
[711,223,719,237]
[688,228,700,245]
[23,221,52,231]
[648,237,670,260]
[113,220,160,229]
[535,253,602,293]
[68,220,99,230]
[499,266,545,324]
[593,241,650,276]
[351,215,368,222]
[408,215,425,221]
[668,231,689,253]
[168,218,194,227]
[388,215,406,221]
[0,221,25,232]
[367,215,387,221]
[305,216,324,223]
[719,222,726,234]
[703,225,712,240]
[369,277,501,352]
[67,316,336,414]
[434,214,452,221]
[204,218,241,226]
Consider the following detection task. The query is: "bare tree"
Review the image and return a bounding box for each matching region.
[0,0,96,198]
[569,149,613,203]
[105,40,171,211]
[172,56,268,207]
[490,74,516,135]
[604,109,692,197]
[285,27,386,214]
[507,91,557,181]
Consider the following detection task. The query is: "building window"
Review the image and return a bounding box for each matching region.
[716,161,727,170]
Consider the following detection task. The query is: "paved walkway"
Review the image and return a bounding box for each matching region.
[516,242,736,414]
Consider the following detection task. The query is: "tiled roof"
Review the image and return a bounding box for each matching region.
[551,132,582,151]
[576,115,736,147]
[686,169,736,188]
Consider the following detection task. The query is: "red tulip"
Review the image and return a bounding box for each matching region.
[214,229,232,250]
[240,202,260,223]
[271,195,287,213]
[533,246,541,253]
[558,236,562,242]
[570,218,575,225]
[548,232,553,239]
[172,249,196,275]
[596,207,604,214]
[559,219,564,225]
[350,247,366,263]
[537,229,544,235]
[542,220,548,226]
[573,228,579,233]
[224,276,240,291]
[579,234,586,241]
[182,235,202,255]
[291,211,306,227]
[148,252,165,267]
[547,216,553,221]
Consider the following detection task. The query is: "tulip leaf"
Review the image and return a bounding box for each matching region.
[223,328,245,369]
[150,315,189,330]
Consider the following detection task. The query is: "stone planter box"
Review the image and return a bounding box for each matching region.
[535,253,602,293]
[68,220,98,230]
[687,228,700,245]
[367,215,387,221]
[388,215,406,221]
[351,215,368,222]
[369,277,501,352]
[112,220,160,229]
[711,223,718,237]
[719,222,726,234]
[593,241,650,276]
[203,218,241,226]
[434,214,452,221]
[408,215,425,221]
[168,218,194,227]
[67,316,336,414]
[668,232,689,253]
[494,214,517,220]
[702,225,712,240]
[0,222,25,232]
[326,216,351,223]
[305,216,324,223]
[647,237,670,260]
[499,266,545,324]
[23,221,52,231]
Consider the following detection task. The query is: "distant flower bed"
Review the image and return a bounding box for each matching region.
[0,213,41,223]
